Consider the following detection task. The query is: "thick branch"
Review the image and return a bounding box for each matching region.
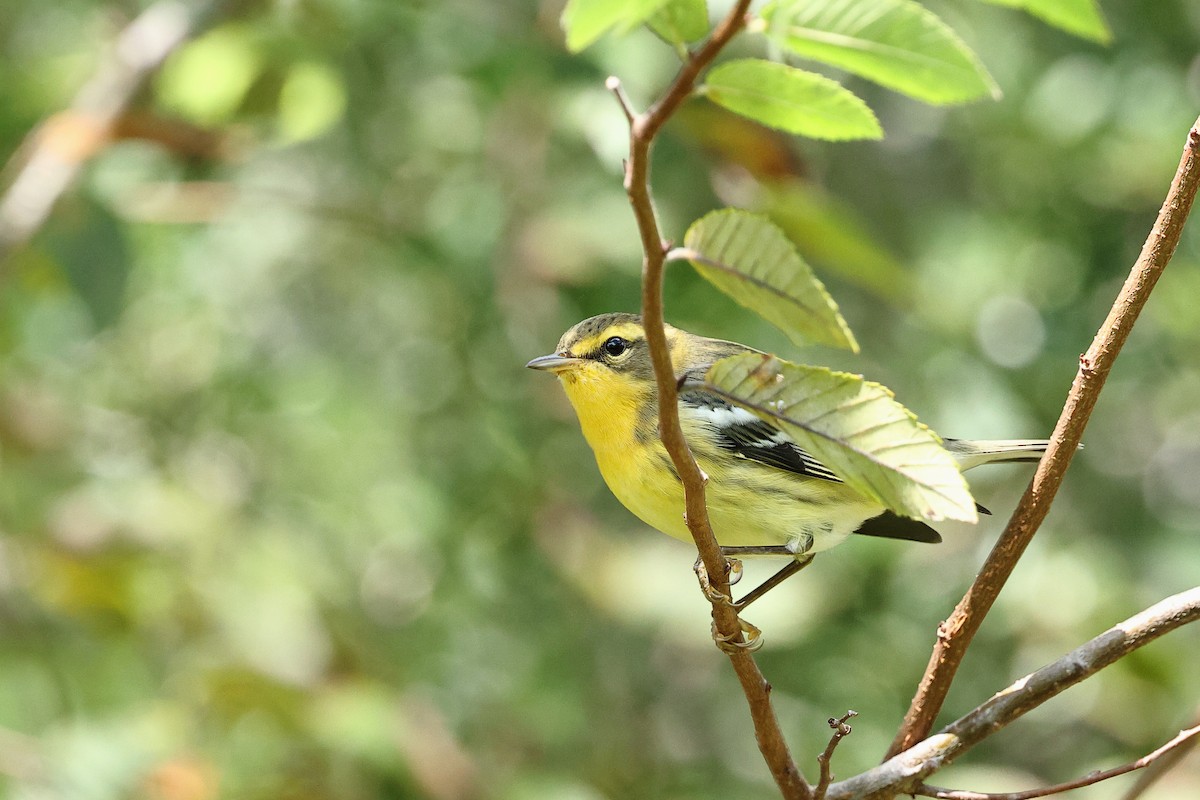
[0,0,240,265]
[825,587,1200,800]
[614,2,808,798]
[916,725,1200,800]
[887,116,1200,758]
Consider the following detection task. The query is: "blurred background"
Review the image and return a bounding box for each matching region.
[1,0,1198,798]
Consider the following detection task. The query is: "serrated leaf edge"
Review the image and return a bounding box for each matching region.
[704,353,977,521]
[763,0,1002,103]
[703,59,884,140]
[682,208,860,352]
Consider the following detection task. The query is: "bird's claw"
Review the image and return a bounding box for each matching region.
[695,557,764,651]
[711,618,763,653]
[693,556,743,606]
[727,558,744,586]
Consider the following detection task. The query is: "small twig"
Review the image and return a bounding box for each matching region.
[814,711,857,800]
[605,76,637,124]
[1121,707,1200,800]
[612,1,809,798]
[826,587,1200,799]
[887,115,1200,758]
[916,725,1200,800]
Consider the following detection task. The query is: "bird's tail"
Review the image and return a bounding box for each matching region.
[943,438,1051,471]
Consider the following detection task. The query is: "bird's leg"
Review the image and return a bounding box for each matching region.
[731,553,815,611]
[719,545,795,596]
[720,545,798,556]
[711,546,816,609]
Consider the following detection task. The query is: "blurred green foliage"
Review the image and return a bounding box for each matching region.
[0,1,1198,798]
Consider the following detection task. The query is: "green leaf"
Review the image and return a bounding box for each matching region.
[705,353,977,522]
[974,0,1111,43]
[647,0,709,44]
[703,59,882,140]
[681,209,859,351]
[561,0,672,52]
[763,0,999,105]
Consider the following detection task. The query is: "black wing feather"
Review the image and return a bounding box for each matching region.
[681,390,844,484]
[681,388,957,544]
[855,512,942,544]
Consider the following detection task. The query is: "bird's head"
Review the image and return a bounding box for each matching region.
[526,313,664,387]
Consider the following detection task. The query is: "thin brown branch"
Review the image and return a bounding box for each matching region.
[887,115,1200,758]
[1121,707,1200,800]
[605,76,637,124]
[826,586,1200,800]
[814,711,857,800]
[916,725,1200,800]
[636,3,753,143]
[0,0,244,266]
[613,1,809,798]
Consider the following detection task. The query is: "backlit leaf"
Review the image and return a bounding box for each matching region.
[763,0,999,104]
[705,353,977,522]
[703,59,882,140]
[680,208,859,351]
[561,0,672,52]
[975,0,1111,43]
[647,0,709,43]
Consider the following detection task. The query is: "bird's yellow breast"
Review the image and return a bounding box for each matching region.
[557,367,691,540]
[556,363,879,551]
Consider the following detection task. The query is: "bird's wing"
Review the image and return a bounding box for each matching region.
[679,388,844,484]
[680,383,949,544]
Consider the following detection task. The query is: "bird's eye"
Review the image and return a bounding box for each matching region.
[602,337,628,358]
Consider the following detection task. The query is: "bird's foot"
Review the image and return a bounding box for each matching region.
[711,618,763,653]
[693,555,740,606]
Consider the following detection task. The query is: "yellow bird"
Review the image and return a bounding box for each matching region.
[528,313,1047,603]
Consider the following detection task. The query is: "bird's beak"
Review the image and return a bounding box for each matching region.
[526,353,582,373]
